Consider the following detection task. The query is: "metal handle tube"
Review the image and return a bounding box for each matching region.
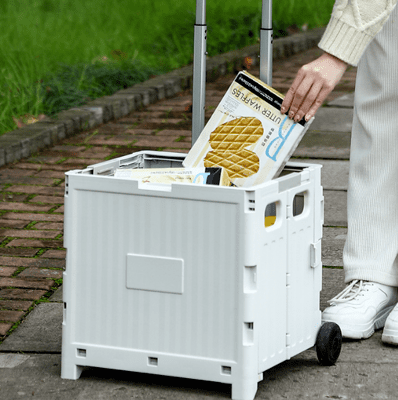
[260,0,273,86]
[195,0,206,24]
[192,0,207,145]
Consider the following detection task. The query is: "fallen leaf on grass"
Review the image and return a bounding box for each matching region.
[91,55,110,64]
[12,114,47,128]
[244,56,253,70]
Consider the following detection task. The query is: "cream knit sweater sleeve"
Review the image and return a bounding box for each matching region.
[318,0,397,66]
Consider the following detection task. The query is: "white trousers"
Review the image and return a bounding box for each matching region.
[343,8,398,286]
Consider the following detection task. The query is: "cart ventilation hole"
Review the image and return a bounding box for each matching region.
[148,357,158,366]
[244,265,257,293]
[245,192,255,211]
[293,192,306,217]
[77,349,86,357]
[63,302,67,323]
[264,202,277,227]
[243,322,254,345]
[221,366,232,375]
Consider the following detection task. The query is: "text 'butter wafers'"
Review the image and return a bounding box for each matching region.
[183,70,314,187]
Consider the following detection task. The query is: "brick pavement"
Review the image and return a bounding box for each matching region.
[0,46,357,340]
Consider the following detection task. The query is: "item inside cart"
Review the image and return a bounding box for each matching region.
[183,70,314,187]
[114,166,231,186]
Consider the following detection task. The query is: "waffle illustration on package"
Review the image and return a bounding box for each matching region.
[183,70,314,187]
[114,167,231,186]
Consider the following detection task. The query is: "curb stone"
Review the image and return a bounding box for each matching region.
[0,28,325,168]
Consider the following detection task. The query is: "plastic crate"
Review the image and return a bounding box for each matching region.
[61,150,324,400]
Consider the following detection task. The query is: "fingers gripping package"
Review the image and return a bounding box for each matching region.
[183,71,314,187]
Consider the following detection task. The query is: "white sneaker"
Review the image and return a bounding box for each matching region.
[322,280,398,339]
[382,303,398,345]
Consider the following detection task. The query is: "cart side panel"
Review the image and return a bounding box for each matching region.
[285,169,322,359]
[62,176,251,383]
[256,188,289,372]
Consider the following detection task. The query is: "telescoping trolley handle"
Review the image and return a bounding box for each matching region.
[191,0,273,145]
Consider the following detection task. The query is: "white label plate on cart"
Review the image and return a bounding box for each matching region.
[126,253,184,294]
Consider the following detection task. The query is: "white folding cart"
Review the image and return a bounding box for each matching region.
[61,2,342,399]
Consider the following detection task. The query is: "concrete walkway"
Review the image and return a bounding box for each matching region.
[1,44,397,399]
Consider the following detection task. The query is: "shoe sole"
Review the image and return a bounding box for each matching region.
[382,327,398,345]
[323,306,394,340]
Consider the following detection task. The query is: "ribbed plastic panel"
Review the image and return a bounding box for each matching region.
[69,190,240,360]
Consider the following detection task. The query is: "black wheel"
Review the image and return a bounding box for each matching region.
[316,322,342,366]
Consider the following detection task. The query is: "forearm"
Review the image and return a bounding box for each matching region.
[319,0,397,66]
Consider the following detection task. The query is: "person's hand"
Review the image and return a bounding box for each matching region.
[280,52,348,123]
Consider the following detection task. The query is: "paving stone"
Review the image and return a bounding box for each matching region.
[322,227,348,267]
[6,239,63,248]
[18,268,63,280]
[295,159,349,191]
[29,195,64,204]
[309,107,354,132]
[0,212,64,222]
[135,120,190,131]
[0,203,53,212]
[0,267,18,277]
[5,185,65,196]
[0,248,38,257]
[323,190,347,227]
[155,129,191,137]
[52,145,86,153]
[0,303,62,352]
[0,169,33,178]
[118,128,155,136]
[34,170,66,179]
[0,323,12,336]
[0,219,27,229]
[9,163,51,171]
[132,111,165,119]
[41,249,66,259]
[0,288,47,300]
[2,230,61,239]
[0,176,56,186]
[12,163,65,172]
[133,137,191,149]
[0,310,24,323]
[0,257,65,269]
[90,136,137,146]
[0,193,28,202]
[0,277,54,291]
[28,155,63,164]
[60,159,101,166]
[49,285,63,302]
[294,131,351,159]
[0,300,33,311]
[80,148,113,158]
[34,222,63,230]
[327,92,355,108]
[0,353,30,368]
[146,104,190,112]
[53,206,64,213]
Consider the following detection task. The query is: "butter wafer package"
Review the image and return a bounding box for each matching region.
[183,71,314,187]
[114,167,231,186]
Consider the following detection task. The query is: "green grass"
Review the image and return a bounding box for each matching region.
[0,0,335,137]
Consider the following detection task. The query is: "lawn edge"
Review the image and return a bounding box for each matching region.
[0,28,325,168]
